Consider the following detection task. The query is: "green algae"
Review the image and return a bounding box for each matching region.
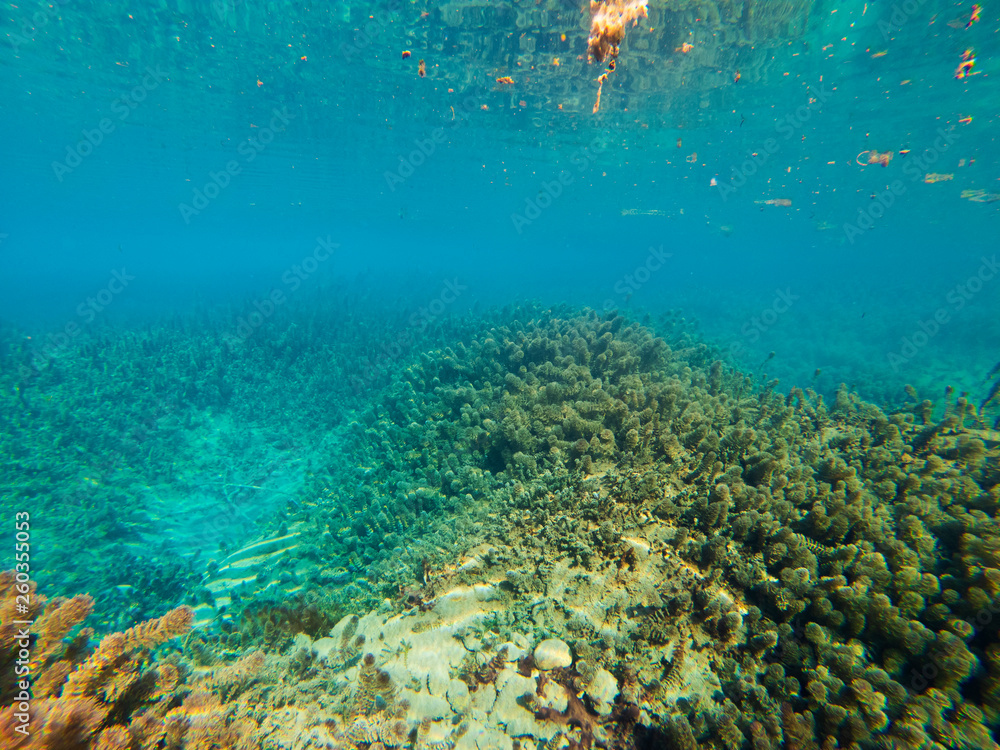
[2,301,999,748]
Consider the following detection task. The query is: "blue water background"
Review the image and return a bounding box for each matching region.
[1,0,998,405]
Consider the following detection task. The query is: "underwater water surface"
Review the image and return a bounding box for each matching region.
[1,1,999,749]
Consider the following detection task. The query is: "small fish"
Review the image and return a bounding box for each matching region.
[923,173,954,183]
[962,189,1000,203]
[755,198,792,207]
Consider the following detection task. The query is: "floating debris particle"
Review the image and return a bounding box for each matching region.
[955,48,975,79]
[857,149,893,167]
[961,189,1000,203]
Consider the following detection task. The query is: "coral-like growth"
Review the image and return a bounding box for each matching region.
[62,605,193,700]
[351,653,398,718]
[162,690,257,750]
[237,591,340,650]
[459,645,508,691]
[197,650,265,700]
[29,594,95,675]
[0,573,196,750]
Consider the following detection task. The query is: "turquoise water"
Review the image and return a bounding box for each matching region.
[1,2,999,749]
[2,1,997,403]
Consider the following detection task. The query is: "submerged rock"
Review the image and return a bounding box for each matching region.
[533,638,573,670]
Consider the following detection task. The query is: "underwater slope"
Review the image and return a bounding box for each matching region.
[169,309,1000,747]
[4,306,1000,748]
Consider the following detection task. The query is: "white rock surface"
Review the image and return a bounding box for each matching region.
[447,678,471,713]
[492,670,550,739]
[533,638,572,670]
[310,636,337,662]
[587,668,620,715]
